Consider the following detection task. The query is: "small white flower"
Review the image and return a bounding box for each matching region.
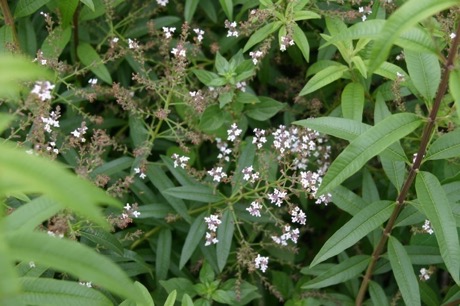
[291,206,307,225]
[88,78,98,85]
[358,7,364,13]
[124,203,131,210]
[157,0,169,6]
[112,37,119,43]
[246,201,262,217]
[32,81,55,101]
[254,254,269,273]
[193,28,205,42]
[128,38,139,49]
[227,123,242,142]
[268,189,287,207]
[205,232,218,246]
[419,268,431,281]
[204,214,222,232]
[163,27,176,38]
[132,211,141,218]
[29,261,36,268]
[423,219,434,235]
[139,172,146,179]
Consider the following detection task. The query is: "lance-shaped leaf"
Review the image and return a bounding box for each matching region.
[163,185,225,203]
[425,129,460,161]
[292,23,310,62]
[415,171,460,284]
[299,64,348,96]
[368,0,458,73]
[316,113,421,195]
[311,201,394,267]
[450,70,460,120]
[330,185,367,215]
[341,82,364,121]
[243,21,282,52]
[77,43,112,84]
[388,236,421,306]
[405,49,440,101]
[179,212,207,269]
[216,210,234,272]
[302,255,370,289]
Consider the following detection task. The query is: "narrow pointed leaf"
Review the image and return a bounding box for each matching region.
[388,236,421,306]
[369,281,390,306]
[180,212,207,269]
[317,113,421,195]
[163,185,224,203]
[133,281,155,306]
[368,0,458,73]
[299,65,348,96]
[425,129,460,160]
[15,0,51,17]
[77,43,112,84]
[341,82,364,121]
[292,23,310,62]
[415,171,460,284]
[165,290,177,306]
[80,0,95,11]
[243,21,282,52]
[311,201,394,267]
[329,185,367,215]
[6,231,140,302]
[155,229,172,281]
[18,277,112,306]
[302,255,370,289]
[231,141,256,195]
[216,210,234,272]
[405,49,440,101]
[450,69,460,120]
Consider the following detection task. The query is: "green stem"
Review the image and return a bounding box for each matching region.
[0,0,19,51]
[355,20,460,306]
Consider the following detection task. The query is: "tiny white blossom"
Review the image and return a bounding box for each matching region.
[172,153,190,168]
[88,78,98,85]
[291,206,307,225]
[450,33,456,39]
[254,254,269,273]
[236,81,246,92]
[32,81,55,101]
[163,27,176,39]
[132,210,141,218]
[227,123,242,142]
[128,38,139,49]
[112,37,119,43]
[246,201,262,217]
[205,232,218,246]
[204,214,222,232]
[156,0,169,7]
[419,268,431,281]
[124,203,131,210]
[193,28,205,42]
[29,261,36,268]
[268,188,287,207]
[423,219,434,235]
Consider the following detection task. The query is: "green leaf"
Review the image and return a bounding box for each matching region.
[133,281,155,306]
[216,210,234,272]
[388,236,421,306]
[231,141,256,196]
[80,0,95,11]
[292,23,310,62]
[160,278,196,301]
[199,105,226,132]
[147,165,192,223]
[405,49,440,101]
[425,129,460,161]
[90,156,134,178]
[219,0,233,20]
[0,222,20,302]
[310,201,395,267]
[351,56,367,78]
[163,185,224,202]
[17,277,112,306]
[164,290,177,306]
[317,113,421,195]
[192,70,225,86]
[341,82,364,121]
[0,114,14,133]
[244,96,284,121]
[329,185,367,215]
[243,21,283,52]
[369,281,390,306]
[299,64,348,96]
[302,255,370,289]
[184,0,200,23]
[0,142,119,228]
[182,294,194,306]
[450,69,460,120]
[79,227,124,256]
[15,0,51,17]
[179,213,207,269]
[41,26,72,59]
[311,200,394,267]
[161,155,198,187]
[155,229,172,281]
[293,10,321,21]
[415,171,460,284]
[368,0,459,73]
[6,231,140,302]
[77,43,112,84]
[57,0,79,27]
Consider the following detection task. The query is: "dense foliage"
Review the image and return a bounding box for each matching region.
[1,0,460,305]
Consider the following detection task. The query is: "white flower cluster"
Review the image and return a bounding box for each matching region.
[225,20,239,37]
[171,153,190,169]
[280,35,295,51]
[79,281,92,288]
[227,123,242,142]
[242,166,260,183]
[236,81,246,92]
[171,45,186,57]
[128,38,139,49]
[252,128,267,149]
[41,110,60,133]
[290,206,306,225]
[422,219,434,235]
[208,166,227,182]
[216,138,232,161]
[193,28,204,42]
[358,6,372,22]
[254,254,269,273]
[419,267,431,281]
[204,214,221,246]
[123,203,141,218]
[71,123,88,142]
[268,188,287,207]
[163,27,176,39]
[46,141,58,154]
[272,225,300,245]
[246,201,262,217]
[134,167,146,179]
[300,171,331,205]
[32,81,55,101]
[157,0,168,7]
[249,50,263,65]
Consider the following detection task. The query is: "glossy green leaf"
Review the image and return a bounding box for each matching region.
[57,0,79,27]
[17,277,111,306]
[388,236,421,306]
[415,171,460,284]
[303,255,370,289]
[155,229,172,281]
[0,142,119,228]
[329,185,367,215]
[164,290,177,306]
[405,49,440,101]
[243,21,283,52]
[6,231,140,302]
[184,0,200,23]
[41,26,72,59]
[299,64,348,96]
[425,129,460,161]
[15,0,51,17]
[369,281,390,306]
[179,213,207,269]
[216,210,234,272]
[351,56,367,78]
[317,113,421,195]
[341,82,364,121]
[133,281,155,306]
[163,185,224,203]
[292,23,310,62]
[450,69,460,120]
[293,10,320,21]
[199,105,226,132]
[368,0,458,73]
[147,165,192,223]
[219,0,233,20]
[77,43,112,84]
[80,0,95,11]
[244,96,284,121]
[182,294,194,306]
[311,201,394,267]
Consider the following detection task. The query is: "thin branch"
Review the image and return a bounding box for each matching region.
[355,20,460,306]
